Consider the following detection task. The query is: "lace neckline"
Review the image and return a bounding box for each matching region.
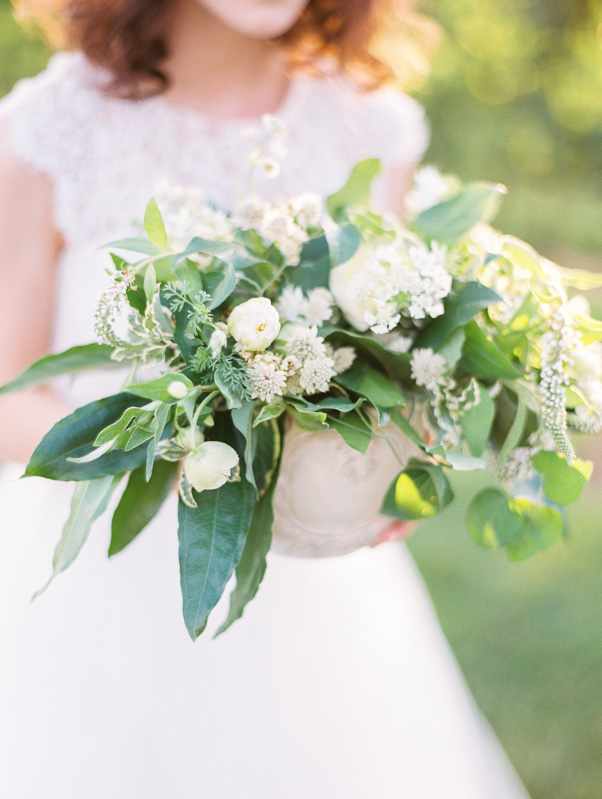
[62,50,310,133]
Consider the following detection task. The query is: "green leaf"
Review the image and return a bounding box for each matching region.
[458,321,522,380]
[329,409,373,453]
[287,237,331,290]
[322,327,411,380]
[105,237,161,256]
[326,158,381,220]
[25,393,149,481]
[214,369,243,410]
[143,263,157,302]
[496,397,527,465]
[532,451,592,505]
[126,373,194,403]
[460,382,495,457]
[573,312,602,346]
[215,430,283,636]
[465,487,524,548]
[144,197,168,250]
[334,361,404,408]
[381,460,453,521]
[253,397,286,426]
[323,223,361,266]
[415,281,502,351]
[556,265,602,290]
[109,459,179,557]
[438,327,466,370]
[231,401,258,491]
[504,499,564,561]
[299,396,363,413]
[0,344,117,396]
[286,403,329,431]
[33,475,122,599]
[177,478,255,640]
[389,408,446,459]
[413,183,505,244]
[203,264,237,310]
[252,419,280,497]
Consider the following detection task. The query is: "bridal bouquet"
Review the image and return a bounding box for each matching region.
[4,126,602,639]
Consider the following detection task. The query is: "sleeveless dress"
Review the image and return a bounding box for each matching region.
[0,53,530,799]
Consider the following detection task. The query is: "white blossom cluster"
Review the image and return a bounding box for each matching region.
[347,237,453,333]
[410,347,480,449]
[539,307,579,464]
[234,192,323,265]
[243,325,355,403]
[242,112,289,181]
[154,182,233,255]
[404,166,461,219]
[277,285,334,326]
[567,338,602,434]
[94,269,136,347]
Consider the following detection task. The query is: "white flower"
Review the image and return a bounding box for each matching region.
[332,346,356,374]
[262,113,288,139]
[259,157,280,179]
[304,288,334,326]
[277,285,307,323]
[260,208,308,265]
[289,192,323,229]
[183,441,239,492]
[208,325,228,357]
[234,197,267,231]
[167,380,190,400]
[410,348,448,392]
[248,357,287,403]
[329,246,376,332]
[268,140,288,160]
[283,325,328,360]
[228,298,281,352]
[299,356,335,394]
[404,166,461,218]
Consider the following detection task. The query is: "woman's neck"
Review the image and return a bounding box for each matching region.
[163,0,290,120]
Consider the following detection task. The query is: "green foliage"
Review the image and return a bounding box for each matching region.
[335,361,405,409]
[413,183,505,244]
[326,158,381,220]
[109,459,179,557]
[33,475,122,599]
[532,450,592,505]
[25,393,149,481]
[381,459,454,520]
[0,344,117,395]
[177,478,255,640]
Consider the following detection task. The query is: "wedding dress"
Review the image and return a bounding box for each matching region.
[0,52,530,798]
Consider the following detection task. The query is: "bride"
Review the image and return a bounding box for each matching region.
[0,1,531,796]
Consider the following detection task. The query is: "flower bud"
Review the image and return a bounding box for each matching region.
[183,441,239,492]
[176,427,204,451]
[167,380,190,400]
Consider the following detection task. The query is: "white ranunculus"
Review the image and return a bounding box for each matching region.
[183,441,239,492]
[228,297,281,351]
[329,247,377,332]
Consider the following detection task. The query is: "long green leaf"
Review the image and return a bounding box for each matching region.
[109,459,178,556]
[178,478,255,640]
[0,344,117,396]
[335,361,405,408]
[25,393,148,481]
[33,475,122,599]
[458,321,521,380]
[326,158,381,220]
[144,198,168,250]
[215,439,282,636]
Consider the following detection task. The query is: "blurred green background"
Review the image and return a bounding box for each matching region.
[1,0,601,796]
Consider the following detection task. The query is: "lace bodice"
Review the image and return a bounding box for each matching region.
[1,51,429,556]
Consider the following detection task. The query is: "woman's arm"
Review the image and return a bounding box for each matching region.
[0,125,73,464]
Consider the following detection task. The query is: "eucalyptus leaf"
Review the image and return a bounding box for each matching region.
[178,478,255,640]
[381,460,453,521]
[109,459,178,557]
[504,499,564,561]
[0,344,117,396]
[532,451,592,505]
[323,223,361,266]
[465,487,523,548]
[33,475,122,599]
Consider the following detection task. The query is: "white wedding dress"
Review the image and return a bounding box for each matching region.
[0,53,530,799]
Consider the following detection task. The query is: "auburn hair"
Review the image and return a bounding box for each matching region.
[15,0,430,98]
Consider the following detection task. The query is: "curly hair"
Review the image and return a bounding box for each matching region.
[14,0,427,98]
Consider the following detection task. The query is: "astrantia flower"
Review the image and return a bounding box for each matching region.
[248,357,287,403]
[262,113,288,139]
[410,348,447,392]
[234,197,267,231]
[299,356,335,394]
[289,192,323,229]
[283,325,328,360]
[332,346,356,374]
[259,157,280,180]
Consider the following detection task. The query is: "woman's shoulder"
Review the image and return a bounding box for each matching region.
[0,51,107,178]
[297,72,430,169]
